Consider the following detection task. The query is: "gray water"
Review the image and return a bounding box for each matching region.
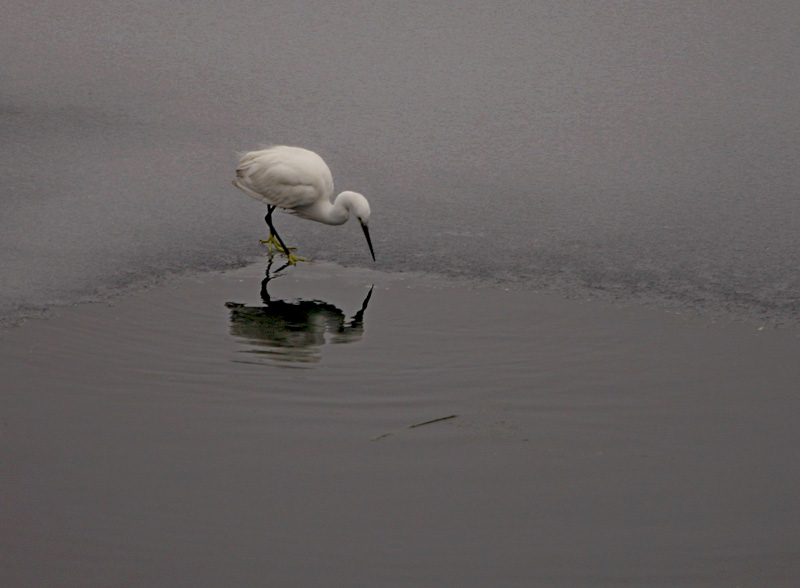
[3,262,800,587]
[4,5,800,585]
[2,1,799,324]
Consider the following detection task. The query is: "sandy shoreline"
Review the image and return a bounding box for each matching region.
[2,260,799,587]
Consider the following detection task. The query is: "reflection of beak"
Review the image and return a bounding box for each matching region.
[361,224,375,261]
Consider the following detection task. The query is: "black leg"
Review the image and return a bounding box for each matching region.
[264,205,292,255]
[264,205,276,238]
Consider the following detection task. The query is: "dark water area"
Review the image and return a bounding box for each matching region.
[2,262,800,587]
[2,1,799,326]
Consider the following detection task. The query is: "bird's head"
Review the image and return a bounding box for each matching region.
[340,191,374,261]
[339,191,370,224]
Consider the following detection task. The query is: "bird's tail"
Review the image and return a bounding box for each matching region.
[232,177,272,205]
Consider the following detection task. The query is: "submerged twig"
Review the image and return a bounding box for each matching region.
[371,414,458,441]
[408,414,459,428]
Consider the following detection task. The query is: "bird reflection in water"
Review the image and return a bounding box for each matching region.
[226,259,373,367]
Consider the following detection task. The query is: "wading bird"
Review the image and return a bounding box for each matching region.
[233,145,375,264]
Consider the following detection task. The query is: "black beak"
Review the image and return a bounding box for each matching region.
[361,224,375,261]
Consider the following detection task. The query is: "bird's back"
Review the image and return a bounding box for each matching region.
[234,146,334,209]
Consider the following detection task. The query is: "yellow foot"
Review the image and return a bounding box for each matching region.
[259,235,296,252]
[285,252,310,265]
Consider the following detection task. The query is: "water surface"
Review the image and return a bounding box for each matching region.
[2,262,799,586]
[2,2,800,585]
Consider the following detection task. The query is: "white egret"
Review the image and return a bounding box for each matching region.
[233,145,375,264]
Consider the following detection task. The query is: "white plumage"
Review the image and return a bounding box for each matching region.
[233,145,374,263]
[234,146,333,211]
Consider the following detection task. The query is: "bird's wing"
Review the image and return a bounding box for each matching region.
[235,147,333,209]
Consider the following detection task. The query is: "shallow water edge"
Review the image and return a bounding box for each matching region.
[2,260,799,587]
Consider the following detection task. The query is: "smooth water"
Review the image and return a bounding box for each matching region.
[3,261,799,587]
[2,1,799,326]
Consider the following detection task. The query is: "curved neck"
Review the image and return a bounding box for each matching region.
[293,191,368,226]
[296,192,351,225]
